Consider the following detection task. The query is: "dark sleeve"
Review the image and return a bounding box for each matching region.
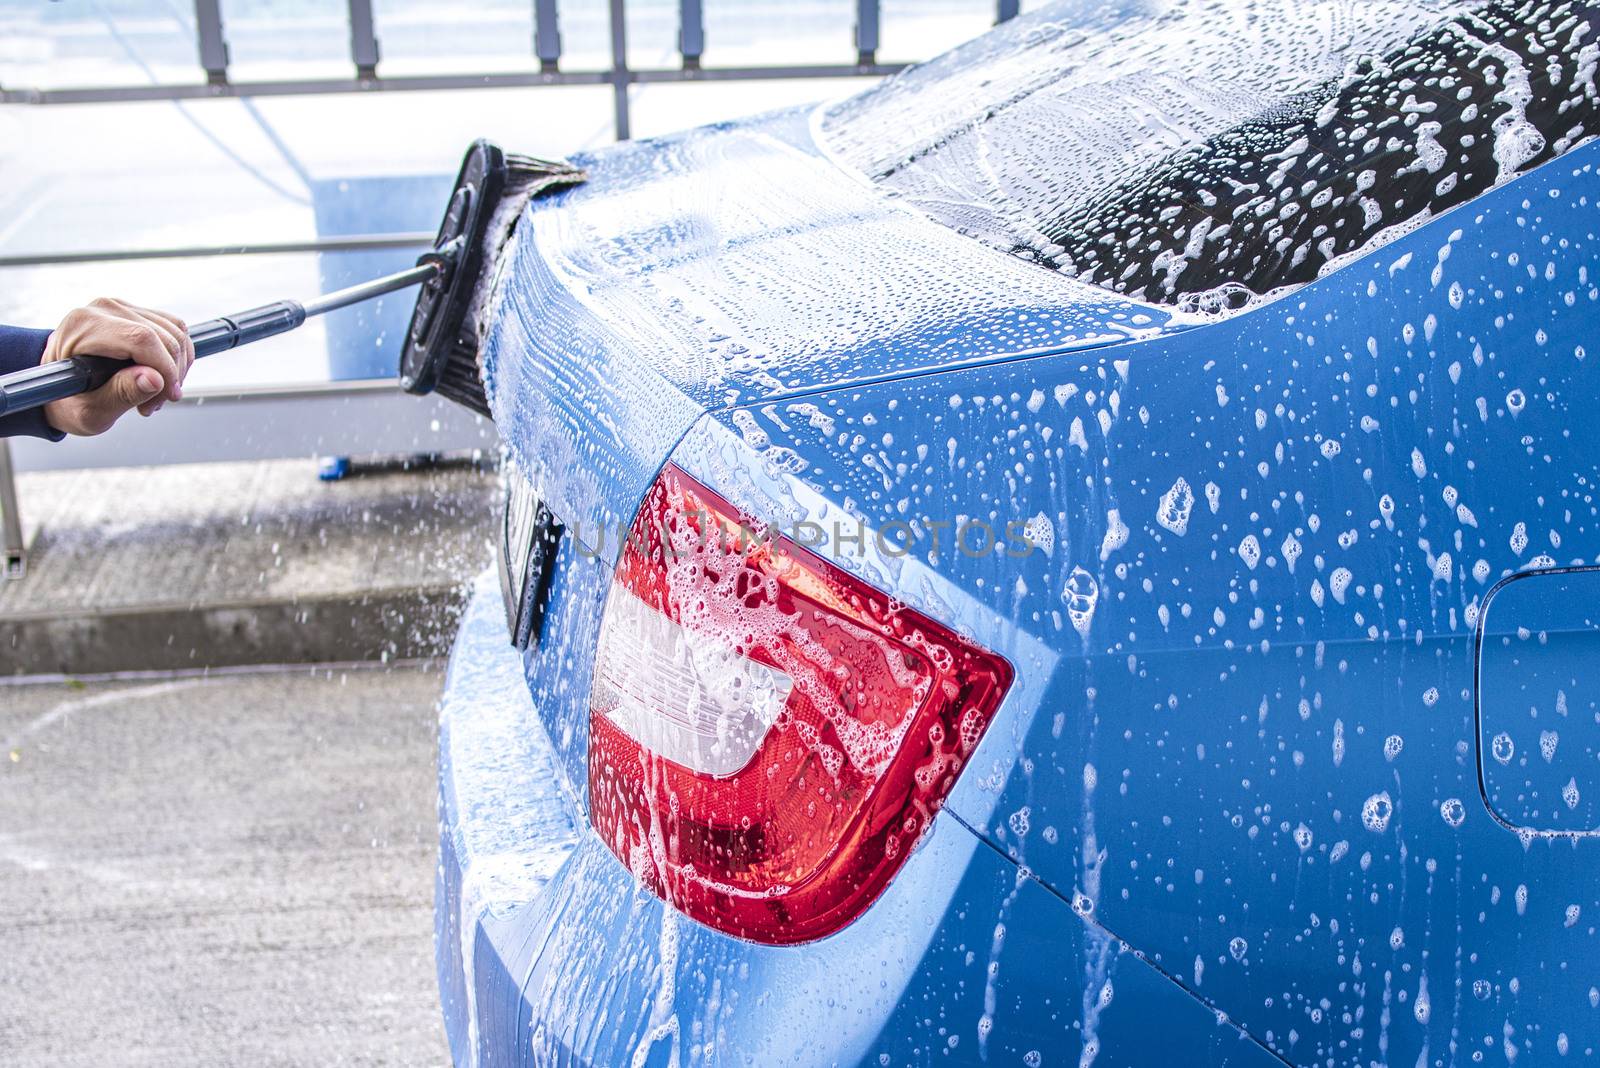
[0,326,66,442]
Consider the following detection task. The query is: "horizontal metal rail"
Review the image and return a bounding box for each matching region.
[3,377,496,476]
[0,0,1010,140]
[0,61,909,107]
[0,233,435,269]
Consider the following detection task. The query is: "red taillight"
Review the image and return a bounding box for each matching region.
[587,464,1012,943]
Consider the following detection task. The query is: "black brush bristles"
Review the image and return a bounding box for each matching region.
[400,141,584,417]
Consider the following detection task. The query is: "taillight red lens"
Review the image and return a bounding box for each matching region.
[588,464,1013,943]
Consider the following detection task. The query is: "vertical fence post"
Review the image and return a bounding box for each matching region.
[608,0,631,140]
[854,0,880,65]
[193,0,230,86]
[348,0,380,79]
[534,0,562,72]
[0,441,25,580]
[996,0,1020,23]
[678,0,704,70]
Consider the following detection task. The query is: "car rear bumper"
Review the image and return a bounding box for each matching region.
[436,572,1285,1067]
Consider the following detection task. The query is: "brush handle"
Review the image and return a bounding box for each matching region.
[0,301,306,419]
[0,355,129,418]
[188,300,306,357]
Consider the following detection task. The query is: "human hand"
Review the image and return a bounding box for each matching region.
[40,298,194,437]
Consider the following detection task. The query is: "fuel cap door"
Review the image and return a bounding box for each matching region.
[1476,567,1600,836]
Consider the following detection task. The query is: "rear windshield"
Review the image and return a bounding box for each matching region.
[820,0,1600,314]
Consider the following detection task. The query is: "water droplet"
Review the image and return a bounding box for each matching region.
[1539,730,1559,762]
[1413,977,1431,1024]
[1440,798,1467,827]
[1063,567,1100,639]
[1330,567,1353,604]
[1238,534,1261,569]
[1099,509,1129,561]
[1362,791,1394,832]
[1511,522,1529,555]
[1156,477,1194,536]
[1491,732,1515,764]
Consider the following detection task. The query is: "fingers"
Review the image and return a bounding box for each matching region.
[113,318,182,405]
[125,304,193,401]
[37,298,194,436]
[49,298,191,405]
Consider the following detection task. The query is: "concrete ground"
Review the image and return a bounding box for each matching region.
[0,665,449,1066]
[1,457,496,676]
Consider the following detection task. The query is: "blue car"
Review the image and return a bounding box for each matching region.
[436,1,1600,1063]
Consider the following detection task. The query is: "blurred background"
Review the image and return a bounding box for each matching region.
[0,0,1046,391]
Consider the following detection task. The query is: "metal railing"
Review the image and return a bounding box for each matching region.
[0,234,436,270]
[0,1,1023,576]
[0,442,23,578]
[0,0,1024,140]
[0,230,459,578]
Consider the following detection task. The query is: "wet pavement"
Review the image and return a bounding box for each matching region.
[0,665,448,1066]
[1,456,496,676]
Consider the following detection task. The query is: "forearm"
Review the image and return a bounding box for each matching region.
[0,326,65,441]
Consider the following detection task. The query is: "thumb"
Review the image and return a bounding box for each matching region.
[106,365,165,415]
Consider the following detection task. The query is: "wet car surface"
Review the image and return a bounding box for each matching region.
[438,2,1600,1063]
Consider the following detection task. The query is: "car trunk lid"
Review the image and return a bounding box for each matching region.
[480,105,1190,554]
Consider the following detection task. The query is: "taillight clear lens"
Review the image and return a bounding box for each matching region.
[588,464,1013,944]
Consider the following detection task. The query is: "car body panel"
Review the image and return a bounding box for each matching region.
[480,106,1188,551]
[447,7,1600,1063]
[664,139,1600,1063]
[439,572,1288,1066]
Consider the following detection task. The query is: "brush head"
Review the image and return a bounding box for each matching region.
[400,140,584,415]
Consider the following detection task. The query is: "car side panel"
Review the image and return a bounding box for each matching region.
[679,142,1600,1064]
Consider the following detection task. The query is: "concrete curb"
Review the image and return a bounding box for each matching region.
[2,457,496,676]
[0,585,469,676]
